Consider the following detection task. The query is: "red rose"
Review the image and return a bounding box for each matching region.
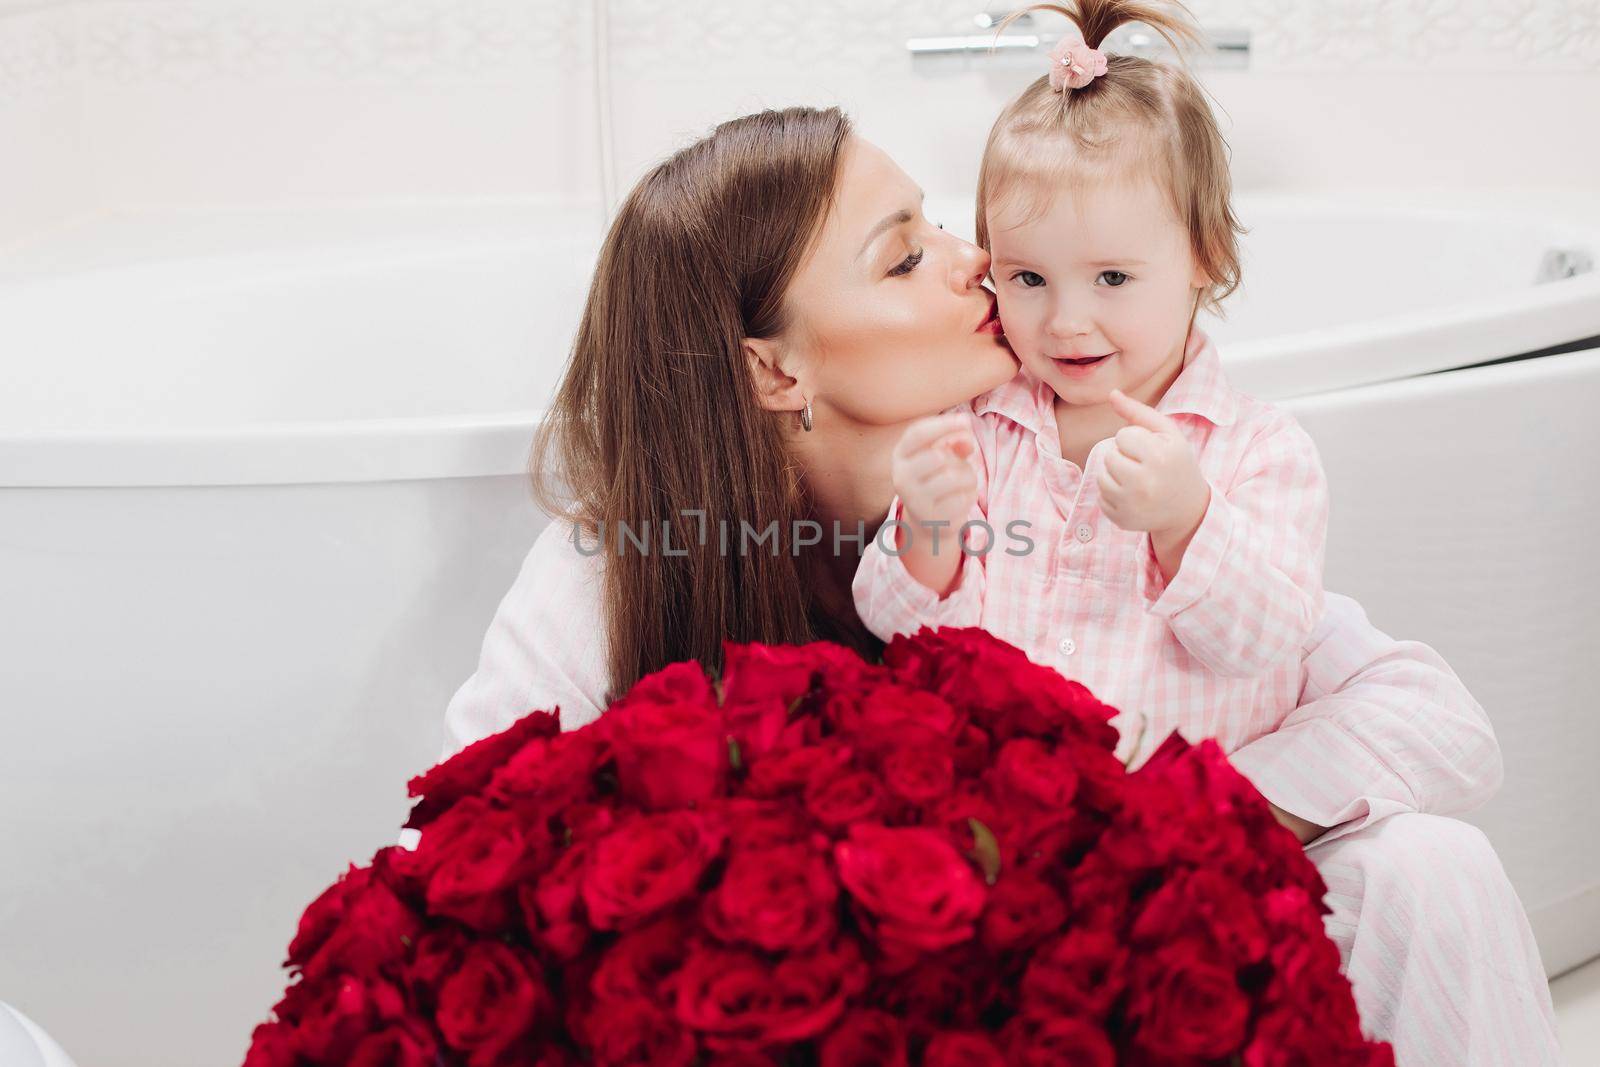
[818,1008,908,1067]
[674,942,868,1052]
[346,1017,440,1067]
[745,739,853,799]
[1130,868,1269,968]
[1012,810,1098,873]
[703,843,837,952]
[425,801,547,933]
[435,940,551,1065]
[609,698,729,811]
[803,767,885,829]
[883,628,1116,748]
[996,738,1080,810]
[487,730,608,811]
[949,721,994,775]
[584,999,698,1067]
[718,798,821,851]
[286,864,371,967]
[869,943,1000,1036]
[582,811,727,930]
[1125,941,1250,1059]
[722,694,790,765]
[1000,1011,1115,1067]
[406,709,561,829]
[1261,937,1360,1033]
[288,974,408,1064]
[522,840,595,960]
[719,642,824,708]
[838,684,964,751]
[707,1049,787,1067]
[721,640,876,710]
[1244,1006,1397,1067]
[881,744,956,806]
[242,1020,297,1067]
[1021,927,1129,1020]
[287,865,421,984]
[1060,737,1131,812]
[615,660,716,709]
[926,782,1016,857]
[833,824,987,954]
[923,1029,1006,1067]
[402,925,470,1008]
[705,1053,783,1067]
[979,867,1068,954]
[590,910,697,1005]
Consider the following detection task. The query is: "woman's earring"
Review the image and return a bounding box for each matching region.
[800,399,814,433]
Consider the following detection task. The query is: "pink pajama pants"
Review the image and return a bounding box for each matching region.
[1309,813,1563,1065]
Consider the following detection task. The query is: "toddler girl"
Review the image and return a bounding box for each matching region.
[852,0,1329,769]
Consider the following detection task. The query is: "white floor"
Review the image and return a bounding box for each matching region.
[1553,955,1600,1066]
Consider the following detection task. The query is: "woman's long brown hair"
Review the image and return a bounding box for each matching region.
[529,105,869,703]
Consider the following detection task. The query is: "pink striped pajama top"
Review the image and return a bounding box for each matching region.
[852,327,1332,770]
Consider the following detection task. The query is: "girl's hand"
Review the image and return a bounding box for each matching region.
[1096,389,1210,537]
[891,414,980,544]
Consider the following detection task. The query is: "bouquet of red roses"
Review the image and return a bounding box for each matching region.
[244,627,1393,1067]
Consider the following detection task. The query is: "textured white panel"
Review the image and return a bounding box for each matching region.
[1285,346,1600,977]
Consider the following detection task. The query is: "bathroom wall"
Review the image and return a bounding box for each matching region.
[604,0,1600,213]
[0,0,603,251]
[2,0,1597,256]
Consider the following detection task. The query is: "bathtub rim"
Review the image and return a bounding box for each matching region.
[6,190,1599,489]
[0,410,547,489]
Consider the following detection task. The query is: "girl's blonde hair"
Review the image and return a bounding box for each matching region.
[976,0,1245,316]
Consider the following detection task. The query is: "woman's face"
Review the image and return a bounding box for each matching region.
[779,137,1019,426]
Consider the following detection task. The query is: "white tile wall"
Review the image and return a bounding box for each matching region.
[0,0,1596,251]
[0,0,605,249]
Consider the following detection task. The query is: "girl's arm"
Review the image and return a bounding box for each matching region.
[1140,411,1329,678]
[852,494,988,640]
[851,406,995,641]
[1228,590,1504,846]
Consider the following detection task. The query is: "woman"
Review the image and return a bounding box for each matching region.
[439,107,1559,1064]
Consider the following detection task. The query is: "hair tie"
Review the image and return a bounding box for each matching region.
[1048,35,1108,91]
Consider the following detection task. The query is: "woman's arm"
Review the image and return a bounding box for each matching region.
[1228,590,1503,846]
[438,514,612,761]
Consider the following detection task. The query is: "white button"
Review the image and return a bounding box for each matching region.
[1075,523,1094,543]
[1057,636,1076,656]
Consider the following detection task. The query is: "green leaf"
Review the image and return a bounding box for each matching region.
[968,817,1002,886]
[728,735,743,773]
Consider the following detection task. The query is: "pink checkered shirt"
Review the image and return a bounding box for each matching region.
[852,327,1331,767]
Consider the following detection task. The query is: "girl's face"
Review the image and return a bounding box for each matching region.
[987,178,1209,408]
[779,137,1019,425]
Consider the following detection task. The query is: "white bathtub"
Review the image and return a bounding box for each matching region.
[1,193,1597,1066]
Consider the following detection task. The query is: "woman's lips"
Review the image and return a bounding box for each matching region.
[975,294,1004,335]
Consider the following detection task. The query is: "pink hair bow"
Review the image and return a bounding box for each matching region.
[1048,35,1108,91]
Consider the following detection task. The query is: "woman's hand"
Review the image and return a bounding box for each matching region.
[1268,801,1328,845]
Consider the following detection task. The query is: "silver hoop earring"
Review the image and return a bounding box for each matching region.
[800,399,813,433]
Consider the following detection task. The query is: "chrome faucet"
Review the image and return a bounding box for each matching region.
[908,10,1249,69]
